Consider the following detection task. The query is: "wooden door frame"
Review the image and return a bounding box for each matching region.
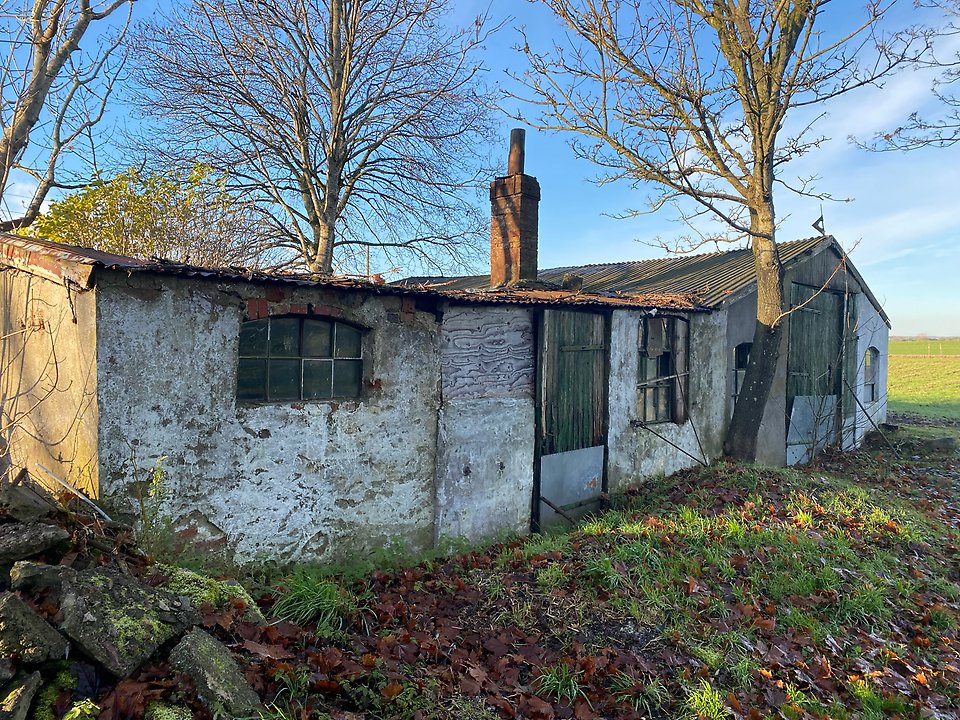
[530,307,612,532]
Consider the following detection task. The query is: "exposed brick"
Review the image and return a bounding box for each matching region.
[289,303,307,315]
[265,286,286,303]
[400,298,416,324]
[490,173,540,287]
[309,303,343,318]
[246,297,269,320]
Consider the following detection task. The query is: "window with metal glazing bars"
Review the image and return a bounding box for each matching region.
[638,316,688,424]
[236,316,363,401]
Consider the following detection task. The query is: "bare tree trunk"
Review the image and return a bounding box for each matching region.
[0,0,132,227]
[724,197,785,461]
[310,221,335,274]
[132,0,493,275]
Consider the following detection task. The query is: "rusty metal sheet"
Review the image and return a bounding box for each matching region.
[402,236,832,308]
[0,232,703,311]
[539,445,605,528]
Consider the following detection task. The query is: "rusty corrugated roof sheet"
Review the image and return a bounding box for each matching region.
[0,233,703,312]
[402,236,832,308]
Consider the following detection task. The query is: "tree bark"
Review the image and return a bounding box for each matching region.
[724,199,785,461]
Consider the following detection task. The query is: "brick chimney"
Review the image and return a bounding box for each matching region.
[490,128,540,288]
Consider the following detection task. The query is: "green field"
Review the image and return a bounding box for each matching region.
[887,354,960,419]
[889,337,960,356]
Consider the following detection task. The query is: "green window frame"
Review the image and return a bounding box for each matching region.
[236,316,364,401]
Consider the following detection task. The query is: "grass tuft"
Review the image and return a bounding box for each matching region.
[535,662,588,705]
[271,571,356,632]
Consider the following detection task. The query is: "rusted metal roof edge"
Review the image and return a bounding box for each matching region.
[111,262,707,311]
[0,234,706,313]
[0,238,95,289]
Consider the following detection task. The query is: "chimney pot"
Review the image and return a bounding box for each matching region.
[508,128,525,175]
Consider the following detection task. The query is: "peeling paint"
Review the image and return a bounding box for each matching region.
[95,271,441,564]
[607,310,727,492]
[0,270,99,495]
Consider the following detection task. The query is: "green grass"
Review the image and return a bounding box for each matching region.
[887,355,960,419]
[889,338,960,356]
[228,422,960,719]
[535,662,589,705]
[270,570,358,632]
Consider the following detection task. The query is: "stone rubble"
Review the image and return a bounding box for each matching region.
[0,671,42,720]
[0,476,263,719]
[169,630,262,717]
[0,592,68,664]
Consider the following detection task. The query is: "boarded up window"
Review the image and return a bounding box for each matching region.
[237,316,363,401]
[638,316,688,424]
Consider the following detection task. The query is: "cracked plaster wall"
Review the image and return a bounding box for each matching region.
[95,270,441,564]
[846,299,888,448]
[607,309,728,493]
[434,306,535,543]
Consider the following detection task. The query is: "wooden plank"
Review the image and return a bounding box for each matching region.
[539,310,607,456]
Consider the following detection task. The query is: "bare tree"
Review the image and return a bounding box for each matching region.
[511,0,922,461]
[133,0,497,276]
[0,0,134,231]
[868,1,960,149]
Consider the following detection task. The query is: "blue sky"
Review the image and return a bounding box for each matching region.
[458,1,960,337]
[6,0,959,336]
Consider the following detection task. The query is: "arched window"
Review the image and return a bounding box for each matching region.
[863,347,879,403]
[732,341,752,404]
[236,316,363,401]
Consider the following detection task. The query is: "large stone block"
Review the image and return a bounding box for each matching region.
[0,523,69,566]
[0,593,68,664]
[168,629,261,717]
[58,567,200,678]
[0,672,42,720]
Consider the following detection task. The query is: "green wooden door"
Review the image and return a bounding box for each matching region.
[786,283,845,462]
[538,310,607,455]
[537,309,608,527]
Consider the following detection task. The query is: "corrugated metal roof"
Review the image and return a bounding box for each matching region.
[0,233,702,312]
[402,236,831,308]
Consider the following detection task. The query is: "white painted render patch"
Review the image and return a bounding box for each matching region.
[95,272,441,564]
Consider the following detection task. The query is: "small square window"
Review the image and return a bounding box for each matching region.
[333,360,363,396]
[238,319,268,356]
[334,324,362,359]
[269,318,301,357]
[303,359,333,399]
[302,320,332,358]
[237,358,266,400]
[268,359,301,400]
